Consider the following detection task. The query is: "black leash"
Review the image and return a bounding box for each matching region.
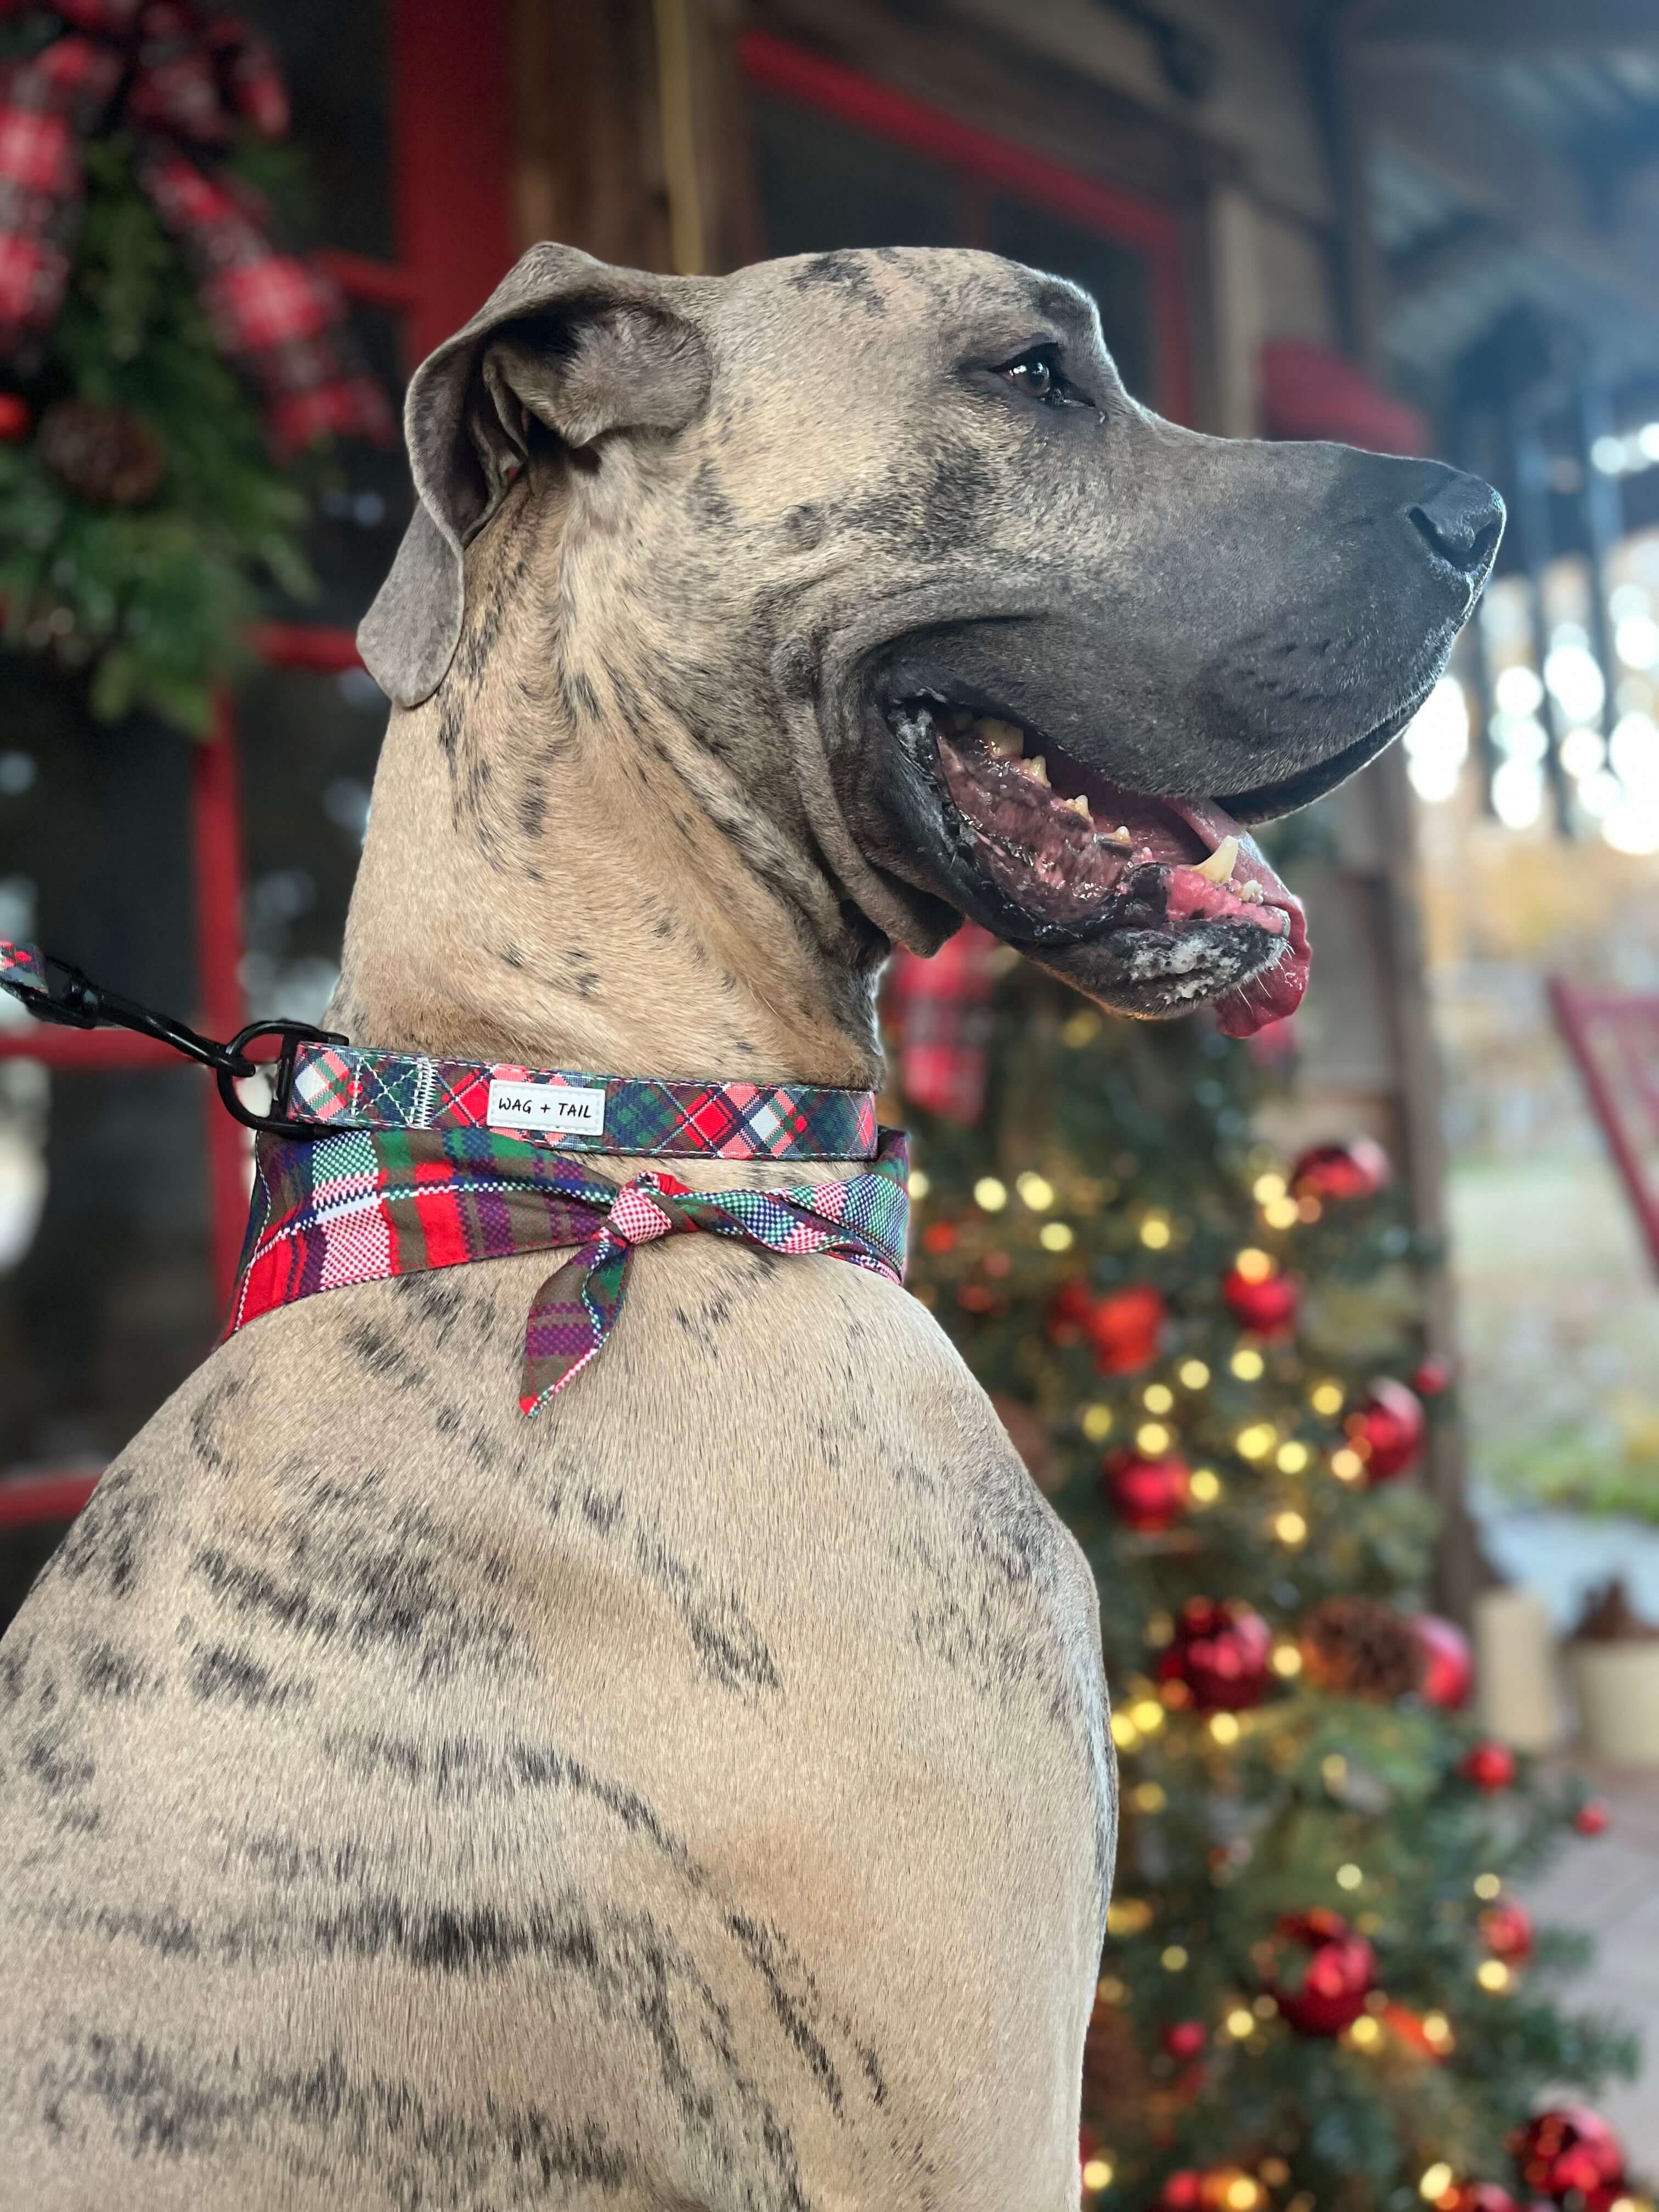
[0,940,343,1136]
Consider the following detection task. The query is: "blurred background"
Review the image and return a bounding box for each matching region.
[2,1,1658,2201]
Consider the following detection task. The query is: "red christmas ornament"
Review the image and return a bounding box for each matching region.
[1412,1356,1454,1397]
[1290,1135,1391,1202]
[1413,1613,1474,1708]
[1158,2174,1204,2212]
[0,392,29,442]
[1480,1899,1535,1966]
[1222,1265,1301,1338]
[1575,1800,1610,1838]
[1160,2019,1208,2061]
[1090,1283,1167,1374]
[1510,2108,1625,2202]
[1047,1278,1167,1374]
[1265,1908,1376,2036]
[1462,1740,1517,1792]
[1347,1378,1426,1481]
[1159,1597,1273,1712]
[1103,1449,1192,1534]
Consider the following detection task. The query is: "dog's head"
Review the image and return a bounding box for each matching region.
[361,244,1500,1039]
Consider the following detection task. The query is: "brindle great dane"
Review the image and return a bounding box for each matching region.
[0,243,1500,2209]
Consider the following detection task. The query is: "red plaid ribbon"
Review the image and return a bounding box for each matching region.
[0,1,391,451]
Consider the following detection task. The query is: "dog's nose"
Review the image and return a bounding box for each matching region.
[1408,469,1505,585]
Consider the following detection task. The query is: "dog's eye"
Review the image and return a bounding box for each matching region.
[997,346,1078,408]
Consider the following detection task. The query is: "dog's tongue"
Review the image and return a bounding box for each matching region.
[1167,798,1311,1039]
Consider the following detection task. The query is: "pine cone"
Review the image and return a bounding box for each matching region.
[1299,1595,1425,1701]
[37,399,166,507]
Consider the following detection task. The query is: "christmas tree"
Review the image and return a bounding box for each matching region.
[894,936,1646,2212]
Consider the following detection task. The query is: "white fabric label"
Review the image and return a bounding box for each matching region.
[486,1080,606,1135]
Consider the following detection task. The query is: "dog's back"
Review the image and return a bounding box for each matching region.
[1,1232,1111,2210]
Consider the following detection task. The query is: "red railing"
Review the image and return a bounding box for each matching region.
[1549,975,1659,1277]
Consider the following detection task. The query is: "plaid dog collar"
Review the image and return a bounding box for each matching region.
[3,935,907,1402]
[232,1124,911,1407]
[281,1038,881,1161]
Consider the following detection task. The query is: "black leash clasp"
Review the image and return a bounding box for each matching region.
[215,1019,346,1135]
[1,941,344,1138]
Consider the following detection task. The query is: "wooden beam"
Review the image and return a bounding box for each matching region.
[1365,0,1659,42]
[1365,53,1659,334]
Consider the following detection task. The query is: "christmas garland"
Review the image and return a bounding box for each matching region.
[0,2,392,731]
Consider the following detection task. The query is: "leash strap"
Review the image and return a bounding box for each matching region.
[231,1124,911,1408]
[0,936,342,1131]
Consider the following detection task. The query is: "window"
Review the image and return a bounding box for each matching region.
[0,3,513,1508]
[740,31,1193,422]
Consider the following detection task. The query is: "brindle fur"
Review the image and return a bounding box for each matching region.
[1,243,1497,2209]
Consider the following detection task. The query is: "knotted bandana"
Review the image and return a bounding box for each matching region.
[1,936,910,1404]
[230,1123,911,1408]
[0,1,392,450]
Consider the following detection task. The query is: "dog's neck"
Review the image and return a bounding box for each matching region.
[331,493,888,1091]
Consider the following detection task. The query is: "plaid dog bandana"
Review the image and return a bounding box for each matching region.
[283,1037,880,1162]
[0,1,391,452]
[232,1124,911,1408]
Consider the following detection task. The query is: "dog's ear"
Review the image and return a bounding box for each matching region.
[359,242,709,707]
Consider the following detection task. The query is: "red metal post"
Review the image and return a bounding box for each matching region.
[195,699,250,1312]
[391,0,516,363]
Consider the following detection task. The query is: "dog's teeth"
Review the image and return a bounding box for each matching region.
[1021,754,1050,787]
[1237,878,1265,904]
[1194,834,1240,884]
[1103,823,1132,844]
[1063,793,1091,820]
[977,718,1025,760]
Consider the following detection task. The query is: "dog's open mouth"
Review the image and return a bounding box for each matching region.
[886,699,1311,1038]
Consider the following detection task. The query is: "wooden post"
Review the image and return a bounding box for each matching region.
[1314,1,1492,1624]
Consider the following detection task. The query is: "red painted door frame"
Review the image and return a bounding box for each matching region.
[0,2,515,1522]
[738,29,1195,428]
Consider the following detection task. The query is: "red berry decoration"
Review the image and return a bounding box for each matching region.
[1160,1596,1273,1712]
[1462,1740,1517,1792]
[1480,1898,1535,1966]
[0,391,30,442]
[1413,1613,1474,1708]
[1347,1378,1426,1481]
[1103,1449,1191,1534]
[1510,2108,1625,2202]
[1575,1800,1610,1837]
[1222,1265,1301,1338]
[1412,1356,1454,1397]
[1160,2019,1207,2061]
[1290,1135,1391,1203]
[1158,2174,1204,2212]
[1265,1908,1376,2036]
